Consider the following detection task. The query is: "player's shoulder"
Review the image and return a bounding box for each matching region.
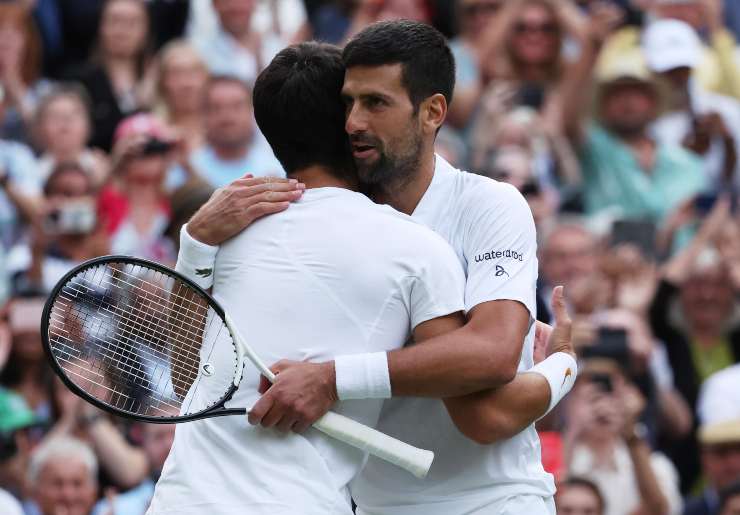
[452,170,531,219]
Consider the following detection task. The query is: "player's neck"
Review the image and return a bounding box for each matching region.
[290,165,358,191]
[372,149,435,215]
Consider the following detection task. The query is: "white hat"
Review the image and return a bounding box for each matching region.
[642,19,702,73]
[697,364,740,444]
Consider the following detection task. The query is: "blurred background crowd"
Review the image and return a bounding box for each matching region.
[0,0,739,514]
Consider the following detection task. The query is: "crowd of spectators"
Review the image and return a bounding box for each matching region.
[0,0,739,514]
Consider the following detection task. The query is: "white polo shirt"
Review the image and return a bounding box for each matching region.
[147,187,465,515]
[352,156,555,514]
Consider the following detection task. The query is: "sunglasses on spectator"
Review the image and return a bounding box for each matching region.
[513,22,559,35]
[462,2,500,17]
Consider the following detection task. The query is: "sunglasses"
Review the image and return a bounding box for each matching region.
[513,21,559,35]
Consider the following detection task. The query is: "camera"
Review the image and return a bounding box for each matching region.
[141,138,175,156]
[44,200,96,235]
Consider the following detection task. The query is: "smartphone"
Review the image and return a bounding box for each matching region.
[141,138,175,156]
[45,200,96,235]
[581,327,630,366]
[610,219,656,259]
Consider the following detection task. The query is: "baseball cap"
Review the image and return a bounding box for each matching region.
[0,388,39,435]
[642,19,702,73]
[113,113,170,144]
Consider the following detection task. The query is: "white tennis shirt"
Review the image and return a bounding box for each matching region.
[147,187,465,515]
[352,156,556,514]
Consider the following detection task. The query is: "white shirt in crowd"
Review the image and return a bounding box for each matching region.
[570,443,682,515]
[651,79,740,191]
[147,186,465,515]
[352,155,555,515]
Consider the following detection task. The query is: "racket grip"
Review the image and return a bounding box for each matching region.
[312,411,434,478]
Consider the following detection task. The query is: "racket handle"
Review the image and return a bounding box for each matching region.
[312,411,434,478]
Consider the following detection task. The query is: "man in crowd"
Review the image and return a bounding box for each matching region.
[190,76,283,187]
[183,21,577,514]
[27,437,98,515]
[685,364,740,515]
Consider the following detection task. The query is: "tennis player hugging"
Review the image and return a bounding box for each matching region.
[147,20,576,515]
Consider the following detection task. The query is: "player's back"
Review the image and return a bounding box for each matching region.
[148,186,463,515]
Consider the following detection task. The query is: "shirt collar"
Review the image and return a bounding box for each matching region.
[411,153,457,227]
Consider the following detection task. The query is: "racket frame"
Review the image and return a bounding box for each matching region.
[41,254,248,424]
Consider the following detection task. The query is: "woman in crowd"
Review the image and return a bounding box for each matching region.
[97,114,175,264]
[73,0,152,152]
[33,86,109,188]
[153,40,209,154]
[0,2,49,143]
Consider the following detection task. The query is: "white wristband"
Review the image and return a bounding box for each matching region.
[334,352,391,400]
[528,352,578,418]
[175,224,219,290]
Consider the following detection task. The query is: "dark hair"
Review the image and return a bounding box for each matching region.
[343,20,455,110]
[720,480,740,511]
[252,42,354,178]
[558,477,606,514]
[43,162,94,197]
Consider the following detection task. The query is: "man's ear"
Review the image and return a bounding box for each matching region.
[420,93,448,135]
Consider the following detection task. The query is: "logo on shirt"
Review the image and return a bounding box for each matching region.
[195,267,213,278]
[474,249,524,263]
[495,265,509,277]
[561,368,573,389]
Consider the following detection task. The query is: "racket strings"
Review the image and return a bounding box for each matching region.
[48,261,238,419]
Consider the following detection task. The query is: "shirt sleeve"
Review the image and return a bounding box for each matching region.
[462,181,538,316]
[408,232,466,329]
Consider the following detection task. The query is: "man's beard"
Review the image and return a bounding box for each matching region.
[354,128,423,197]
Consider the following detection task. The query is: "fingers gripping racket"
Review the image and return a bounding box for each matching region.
[41,256,433,478]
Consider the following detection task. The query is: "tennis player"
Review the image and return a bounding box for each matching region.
[245,22,572,514]
[146,42,468,515]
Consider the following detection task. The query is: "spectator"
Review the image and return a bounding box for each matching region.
[564,52,706,225]
[98,113,177,263]
[563,359,683,515]
[73,0,152,152]
[0,2,48,143]
[33,85,110,188]
[650,199,740,490]
[8,163,106,295]
[26,436,98,515]
[191,0,284,85]
[0,107,42,250]
[153,40,209,154]
[0,386,40,501]
[91,421,175,515]
[720,482,740,515]
[644,19,740,192]
[189,76,283,187]
[556,476,606,515]
[684,364,740,515]
[0,299,51,423]
[600,0,740,100]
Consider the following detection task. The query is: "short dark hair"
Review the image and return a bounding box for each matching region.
[252,42,354,177]
[558,477,605,514]
[343,20,455,110]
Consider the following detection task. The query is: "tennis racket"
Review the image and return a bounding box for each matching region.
[41,255,434,478]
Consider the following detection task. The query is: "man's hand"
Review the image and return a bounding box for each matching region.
[533,286,574,363]
[248,360,338,433]
[188,175,305,246]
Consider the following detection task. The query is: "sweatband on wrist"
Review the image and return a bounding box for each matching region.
[175,224,219,289]
[334,352,391,400]
[528,352,578,418]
